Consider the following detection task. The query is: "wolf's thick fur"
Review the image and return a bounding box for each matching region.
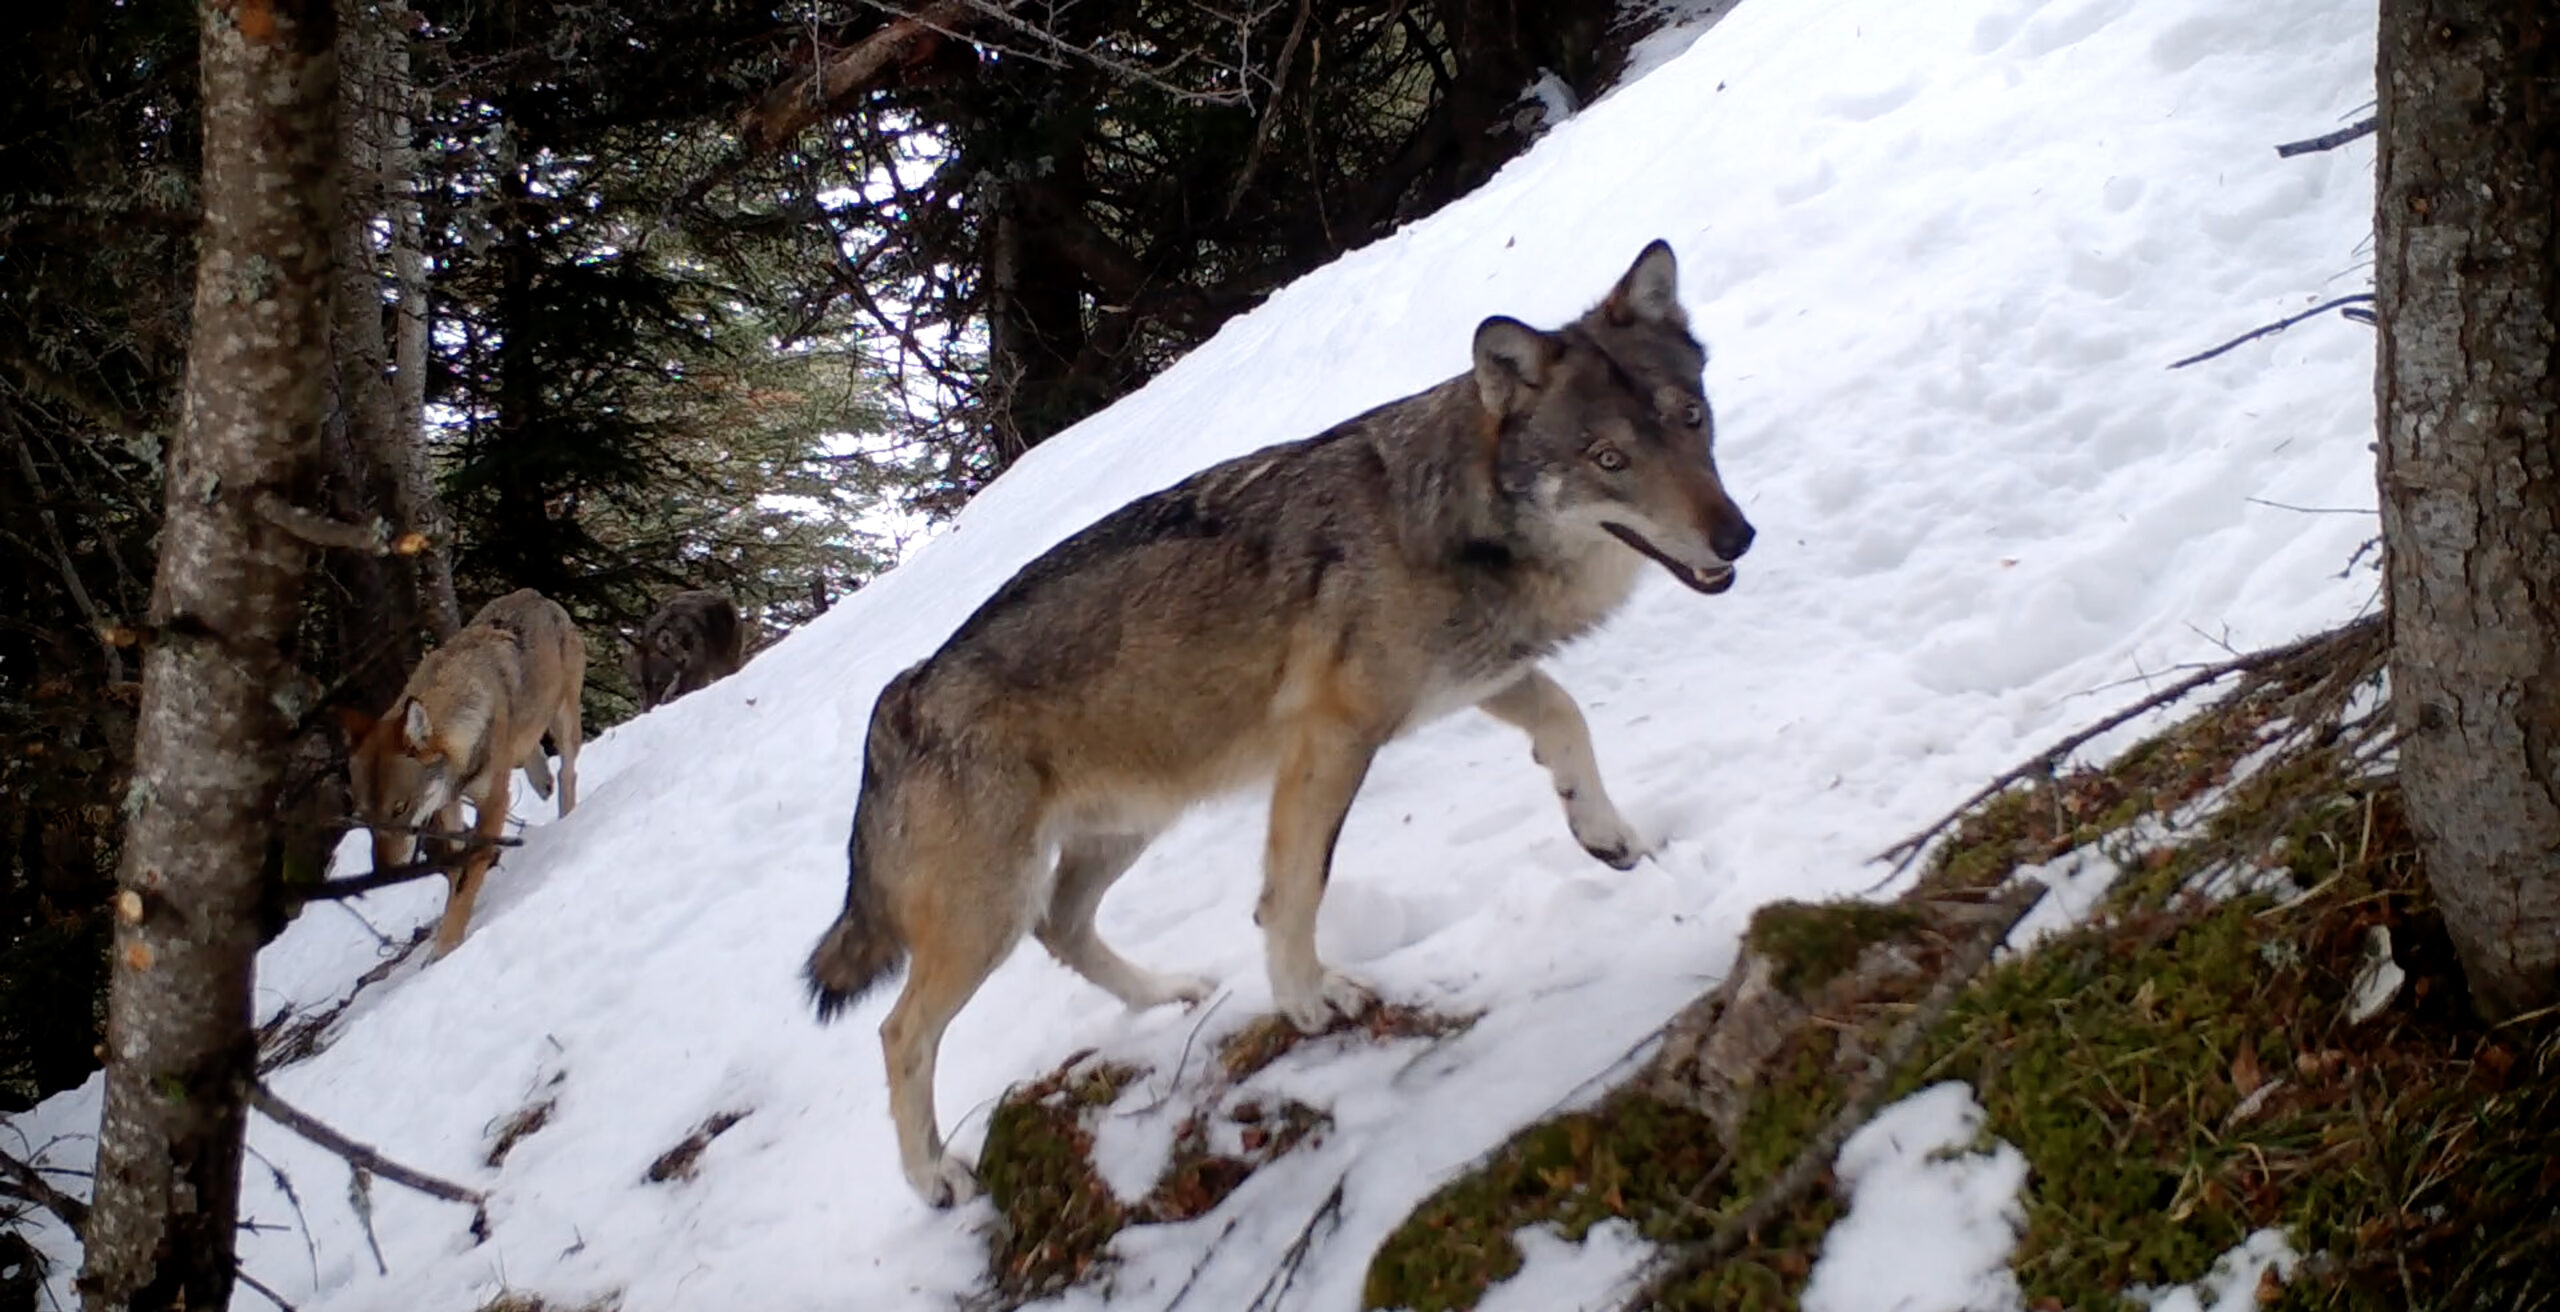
[805,242,1754,1206]
[342,588,586,957]
[630,589,747,710]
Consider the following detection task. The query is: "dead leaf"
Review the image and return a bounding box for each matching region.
[2231,1042,2265,1098]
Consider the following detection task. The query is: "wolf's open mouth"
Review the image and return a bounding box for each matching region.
[1602,523,1737,595]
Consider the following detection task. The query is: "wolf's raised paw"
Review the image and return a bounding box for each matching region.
[1132,971,1216,1010]
[909,1152,980,1210]
[1569,810,1648,871]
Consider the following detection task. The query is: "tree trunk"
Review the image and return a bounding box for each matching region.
[2375,0,2560,1019]
[386,0,459,640]
[77,0,339,1305]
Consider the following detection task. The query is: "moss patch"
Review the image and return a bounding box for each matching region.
[979,1056,1143,1302]
[1365,1087,1729,1312]
[1742,899,1924,994]
[1901,779,2560,1311]
[980,1009,1468,1305]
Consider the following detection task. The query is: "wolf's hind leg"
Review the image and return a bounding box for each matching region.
[1479,668,1645,869]
[1259,716,1382,1033]
[879,846,1027,1208]
[548,695,582,816]
[1037,832,1213,1010]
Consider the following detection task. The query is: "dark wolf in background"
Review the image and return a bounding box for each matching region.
[805,241,1755,1205]
[629,589,747,710]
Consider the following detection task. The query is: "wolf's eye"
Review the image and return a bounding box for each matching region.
[1591,446,1629,472]
[1681,401,1705,428]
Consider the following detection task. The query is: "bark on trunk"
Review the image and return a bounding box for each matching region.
[386,0,458,639]
[76,0,339,1306]
[2375,0,2560,1019]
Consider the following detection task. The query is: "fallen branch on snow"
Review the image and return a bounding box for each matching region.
[249,1081,488,1226]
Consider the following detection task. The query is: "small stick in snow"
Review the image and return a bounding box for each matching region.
[347,1169,388,1276]
[246,1143,322,1289]
[1159,1215,1244,1311]
[1618,883,2046,1311]
[1126,991,1230,1117]
[235,1265,300,1312]
[1243,1174,1347,1312]
[249,1081,488,1220]
[2168,294,2375,369]
[2274,116,2376,157]
[2244,496,2376,516]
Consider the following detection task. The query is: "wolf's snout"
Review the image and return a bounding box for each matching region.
[1713,517,1756,562]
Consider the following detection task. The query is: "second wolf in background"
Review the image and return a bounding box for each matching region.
[341,588,586,957]
[807,240,1754,1206]
[630,589,747,710]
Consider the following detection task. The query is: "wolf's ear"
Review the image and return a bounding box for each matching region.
[334,705,378,746]
[400,700,434,752]
[1473,316,1557,416]
[1603,239,1685,328]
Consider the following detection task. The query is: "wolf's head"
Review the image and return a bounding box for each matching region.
[626,627,687,711]
[1474,240,1754,594]
[338,699,462,870]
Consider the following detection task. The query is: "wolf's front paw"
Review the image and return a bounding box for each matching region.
[1275,968,1374,1034]
[906,1151,980,1209]
[1132,970,1217,1010]
[1568,806,1647,871]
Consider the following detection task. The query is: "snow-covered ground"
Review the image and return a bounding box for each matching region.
[9,0,2382,1306]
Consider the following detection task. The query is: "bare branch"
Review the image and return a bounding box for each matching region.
[2275,116,2377,157]
[236,1266,300,1312]
[248,1081,487,1212]
[0,1144,89,1234]
[2169,294,2375,369]
[736,0,979,157]
[7,422,126,681]
[251,491,394,554]
[1872,615,2386,878]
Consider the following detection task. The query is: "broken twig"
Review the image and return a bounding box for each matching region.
[0,1144,89,1233]
[2170,294,2375,369]
[248,1081,485,1210]
[2274,116,2376,157]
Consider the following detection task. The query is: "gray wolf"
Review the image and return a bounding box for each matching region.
[804,240,1753,1206]
[340,588,586,957]
[629,589,748,710]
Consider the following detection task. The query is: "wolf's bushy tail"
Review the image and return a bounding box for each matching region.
[807,669,933,1021]
[805,808,906,1022]
[804,693,914,1021]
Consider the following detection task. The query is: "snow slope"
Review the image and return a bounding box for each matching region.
[10,0,2382,1306]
